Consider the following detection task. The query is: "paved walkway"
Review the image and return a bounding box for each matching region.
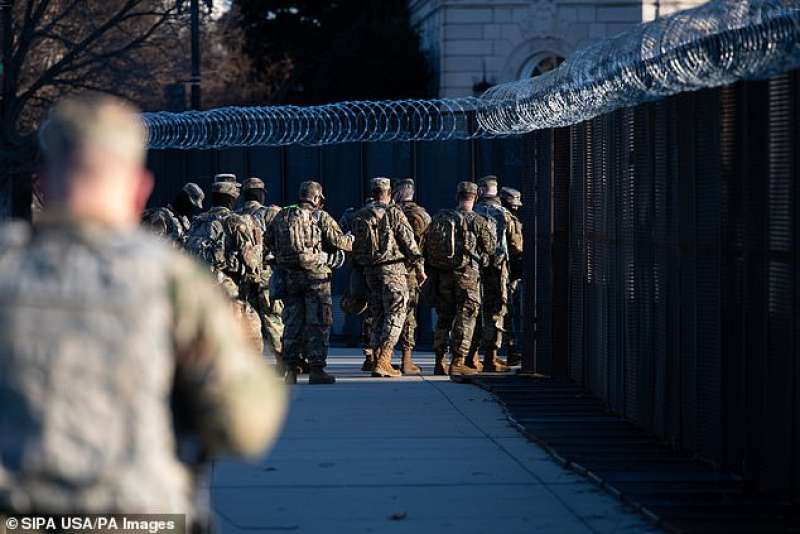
[210,349,658,534]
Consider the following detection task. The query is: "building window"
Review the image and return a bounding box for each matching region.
[520,53,565,78]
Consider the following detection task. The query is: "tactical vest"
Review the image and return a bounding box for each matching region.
[272,205,323,270]
[0,222,192,516]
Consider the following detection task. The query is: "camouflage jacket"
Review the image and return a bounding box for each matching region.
[353,201,423,273]
[142,205,190,243]
[0,217,285,519]
[266,201,353,277]
[237,200,281,278]
[475,196,517,265]
[397,201,431,246]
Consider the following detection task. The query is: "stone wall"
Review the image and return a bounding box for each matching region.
[409,0,706,97]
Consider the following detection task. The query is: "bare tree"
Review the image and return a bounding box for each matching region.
[0,0,186,216]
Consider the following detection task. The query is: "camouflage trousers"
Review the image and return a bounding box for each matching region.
[365,263,408,350]
[432,267,481,357]
[398,273,420,350]
[504,278,523,357]
[281,271,333,367]
[479,263,509,351]
[233,299,264,354]
[251,283,284,357]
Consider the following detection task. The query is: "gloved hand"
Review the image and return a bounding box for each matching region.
[327,249,346,270]
[416,269,428,287]
[317,251,330,267]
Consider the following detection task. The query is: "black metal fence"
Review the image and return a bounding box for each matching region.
[530,70,800,499]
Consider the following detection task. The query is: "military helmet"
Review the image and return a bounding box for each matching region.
[299,180,325,202]
[213,173,238,184]
[457,181,478,195]
[182,182,205,209]
[499,186,522,208]
[243,177,265,191]
[394,178,415,190]
[369,177,391,190]
[211,180,240,197]
[477,175,499,196]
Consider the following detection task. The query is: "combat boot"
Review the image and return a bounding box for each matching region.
[401,348,422,376]
[434,350,449,376]
[309,365,336,385]
[372,345,401,378]
[483,349,511,373]
[466,347,484,372]
[284,365,300,385]
[449,354,479,376]
[506,351,522,367]
[361,348,376,372]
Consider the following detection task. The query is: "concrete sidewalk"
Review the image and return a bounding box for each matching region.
[210,348,658,534]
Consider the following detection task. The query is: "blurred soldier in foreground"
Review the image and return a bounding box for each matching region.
[352,177,425,377]
[425,182,496,376]
[141,182,204,243]
[185,175,264,352]
[473,175,518,372]
[237,177,284,361]
[392,178,431,373]
[0,95,285,524]
[267,181,353,384]
[500,186,524,366]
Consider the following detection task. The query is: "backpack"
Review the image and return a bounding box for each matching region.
[351,204,394,266]
[424,209,477,270]
[225,213,263,282]
[273,205,322,270]
[185,211,228,270]
[474,202,508,260]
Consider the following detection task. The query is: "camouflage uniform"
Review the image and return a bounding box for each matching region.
[352,178,423,377]
[237,178,284,358]
[426,182,497,375]
[338,203,373,368]
[394,181,431,354]
[142,205,191,242]
[500,187,524,365]
[186,180,264,353]
[266,181,353,384]
[0,217,284,523]
[473,175,518,372]
[141,183,204,244]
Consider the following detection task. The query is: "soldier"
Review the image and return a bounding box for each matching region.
[351,177,425,377]
[0,95,285,527]
[185,175,264,352]
[473,175,517,373]
[141,182,204,242]
[339,198,376,371]
[237,177,284,362]
[500,186,524,366]
[392,178,431,374]
[267,180,353,385]
[424,182,496,376]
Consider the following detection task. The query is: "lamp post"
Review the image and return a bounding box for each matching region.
[190,0,201,110]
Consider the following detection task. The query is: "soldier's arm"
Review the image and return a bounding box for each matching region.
[170,254,287,458]
[319,210,353,252]
[506,212,523,256]
[479,217,498,259]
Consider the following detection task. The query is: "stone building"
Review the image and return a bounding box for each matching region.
[409,0,705,97]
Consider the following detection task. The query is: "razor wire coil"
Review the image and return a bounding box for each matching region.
[142,0,800,149]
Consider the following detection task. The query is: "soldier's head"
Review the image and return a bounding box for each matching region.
[456,181,478,211]
[175,182,204,216]
[299,180,325,208]
[210,181,239,209]
[477,175,499,199]
[499,186,522,213]
[38,94,153,227]
[369,177,392,204]
[242,177,266,205]
[392,178,415,204]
